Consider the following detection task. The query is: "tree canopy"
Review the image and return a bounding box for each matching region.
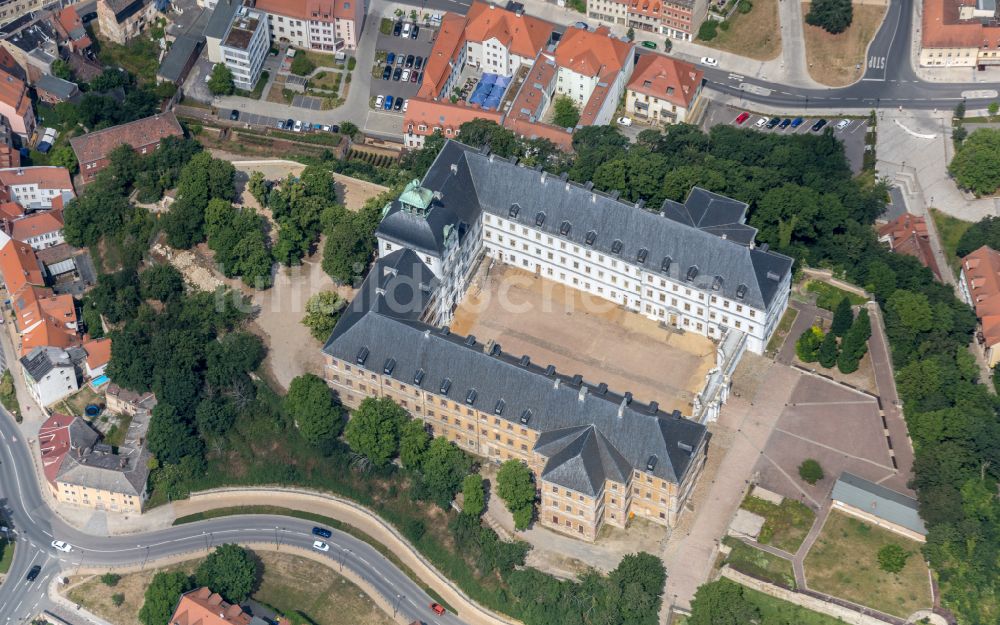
[139,571,193,625]
[806,0,853,33]
[496,460,536,530]
[344,396,409,467]
[207,63,235,95]
[194,544,257,603]
[949,128,1000,196]
[285,374,344,445]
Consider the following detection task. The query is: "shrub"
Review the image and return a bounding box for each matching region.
[795,326,823,362]
[877,544,910,573]
[817,331,839,368]
[698,20,719,40]
[101,572,121,586]
[111,593,125,607]
[805,0,853,34]
[719,20,731,31]
[798,459,824,484]
[738,0,752,13]
[347,57,357,71]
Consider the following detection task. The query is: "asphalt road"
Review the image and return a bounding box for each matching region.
[0,413,464,625]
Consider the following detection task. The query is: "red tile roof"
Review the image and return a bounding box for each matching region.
[417,11,467,99]
[39,412,74,486]
[70,113,183,165]
[404,98,503,139]
[464,0,553,59]
[0,202,24,220]
[0,237,44,294]
[553,26,631,78]
[15,286,79,356]
[922,0,1000,49]
[170,588,253,625]
[0,68,31,121]
[505,54,558,125]
[10,210,64,242]
[0,166,73,191]
[877,214,942,281]
[962,245,1000,346]
[84,338,112,369]
[627,54,703,109]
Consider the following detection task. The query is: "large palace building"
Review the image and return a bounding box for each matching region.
[322,140,793,541]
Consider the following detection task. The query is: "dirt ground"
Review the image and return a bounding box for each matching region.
[701,0,781,60]
[450,264,716,413]
[67,560,202,625]
[803,4,887,86]
[751,374,902,508]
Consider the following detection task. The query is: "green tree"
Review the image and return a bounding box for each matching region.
[831,297,853,336]
[399,418,430,469]
[51,58,72,80]
[140,264,185,302]
[886,289,933,335]
[101,573,121,586]
[139,571,193,625]
[247,171,269,206]
[806,0,853,33]
[195,395,238,438]
[552,96,581,128]
[285,373,344,445]
[949,128,1000,195]
[496,460,536,530]
[344,397,408,467]
[147,402,204,465]
[49,145,78,173]
[626,26,635,41]
[111,593,125,607]
[689,579,761,625]
[697,20,718,40]
[208,63,235,95]
[419,437,472,508]
[462,474,485,517]
[340,121,359,138]
[798,458,824,484]
[877,543,910,573]
[322,209,375,284]
[795,326,824,362]
[989,102,999,117]
[302,291,345,341]
[194,544,257,603]
[818,330,839,368]
[290,51,316,76]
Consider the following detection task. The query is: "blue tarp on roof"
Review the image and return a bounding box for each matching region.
[469,73,511,111]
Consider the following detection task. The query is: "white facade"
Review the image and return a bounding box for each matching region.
[21,228,64,250]
[466,38,535,77]
[220,8,270,91]
[22,358,78,407]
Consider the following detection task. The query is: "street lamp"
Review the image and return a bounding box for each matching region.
[393,593,402,618]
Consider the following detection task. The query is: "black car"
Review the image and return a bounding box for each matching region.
[285,118,294,130]
[405,54,415,68]
[765,117,780,129]
[229,110,240,121]
[778,118,791,129]
[411,25,420,39]
[312,526,332,538]
[392,21,402,36]
[394,97,404,111]
[382,65,392,80]
[414,56,423,70]
[393,66,402,81]
[26,565,41,582]
[811,118,828,132]
[330,124,340,133]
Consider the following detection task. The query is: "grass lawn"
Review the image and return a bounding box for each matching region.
[0,371,21,418]
[68,560,201,625]
[61,385,105,418]
[104,413,134,448]
[0,538,13,574]
[309,71,343,93]
[803,4,887,86]
[235,71,270,100]
[765,307,799,354]
[699,0,781,60]
[722,537,796,589]
[803,511,932,617]
[740,494,816,553]
[254,551,394,625]
[930,208,972,273]
[804,280,867,310]
[704,579,849,625]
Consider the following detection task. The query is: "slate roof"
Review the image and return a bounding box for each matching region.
[35,74,78,101]
[832,472,927,535]
[205,0,243,40]
[158,33,203,82]
[20,345,72,381]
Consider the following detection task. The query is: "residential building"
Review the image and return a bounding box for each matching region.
[34,74,81,103]
[20,345,78,406]
[7,209,65,249]
[0,121,19,169]
[156,33,203,84]
[219,6,269,90]
[38,412,149,513]
[204,0,243,64]
[920,0,1000,68]
[877,213,942,281]
[97,0,158,45]
[0,65,34,138]
[105,383,156,416]
[0,229,44,294]
[83,337,111,378]
[831,472,927,542]
[551,26,633,126]
[322,140,793,541]
[0,166,74,209]
[0,0,50,26]
[256,0,366,52]
[0,16,58,76]
[70,113,184,184]
[625,54,703,124]
[169,587,267,625]
[959,245,1000,365]
[13,285,79,355]
[53,6,93,52]
[588,0,707,41]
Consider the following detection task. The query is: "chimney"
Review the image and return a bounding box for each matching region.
[553,377,560,389]
[450,163,458,174]
[577,385,587,402]
[617,397,627,418]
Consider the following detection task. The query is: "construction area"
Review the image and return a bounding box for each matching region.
[450,264,716,414]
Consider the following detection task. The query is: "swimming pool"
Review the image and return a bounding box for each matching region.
[90,374,109,389]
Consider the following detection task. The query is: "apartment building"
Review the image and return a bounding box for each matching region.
[219,6,269,90]
[97,0,158,45]
[324,140,792,540]
[587,0,706,41]
[0,65,33,138]
[552,26,633,126]
[0,166,74,209]
[959,245,1000,366]
[70,113,184,184]
[255,0,365,51]
[7,209,64,249]
[20,346,78,406]
[920,0,1000,68]
[625,54,704,124]
[0,0,49,26]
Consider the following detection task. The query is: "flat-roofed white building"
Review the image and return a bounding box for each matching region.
[219,6,269,90]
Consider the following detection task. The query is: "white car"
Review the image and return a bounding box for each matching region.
[754,117,768,128]
[401,68,411,82]
[617,116,633,127]
[402,100,409,113]
[312,540,330,552]
[835,119,850,130]
[401,22,412,37]
[51,540,72,553]
[375,94,385,108]
[321,124,332,132]
[293,120,303,132]
[700,57,719,67]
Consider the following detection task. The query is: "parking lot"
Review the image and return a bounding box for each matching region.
[699,100,870,173]
[369,20,437,114]
[218,108,341,134]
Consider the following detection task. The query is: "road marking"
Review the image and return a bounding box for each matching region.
[867,55,886,71]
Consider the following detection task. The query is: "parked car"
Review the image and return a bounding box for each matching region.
[778,118,791,129]
[392,21,402,36]
[374,95,384,108]
[382,65,392,80]
[765,117,780,129]
[330,124,340,133]
[573,20,588,29]
[700,56,718,67]
[811,118,828,132]
[401,22,412,37]
[395,53,404,66]
[229,110,240,121]
[394,97,404,111]
[430,603,446,616]
[384,95,394,110]
[754,117,767,128]
[392,67,402,80]
[285,118,294,129]
[401,69,411,81]
[411,70,421,83]
[405,54,415,68]
[411,25,419,39]
[312,540,330,552]
[790,117,804,128]
[312,526,332,538]
[276,119,286,129]
[321,124,331,132]
[26,565,41,582]
[294,120,303,132]
[51,540,72,553]
[414,56,424,70]
[402,100,408,113]
[616,116,632,127]
[386,52,395,65]
[735,111,750,124]
[835,119,850,130]
[641,41,657,49]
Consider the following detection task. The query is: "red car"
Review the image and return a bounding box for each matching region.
[430,603,446,615]
[735,111,750,124]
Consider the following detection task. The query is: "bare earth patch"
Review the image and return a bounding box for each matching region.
[67,560,201,625]
[803,4,887,86]
[700,0,781,61]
